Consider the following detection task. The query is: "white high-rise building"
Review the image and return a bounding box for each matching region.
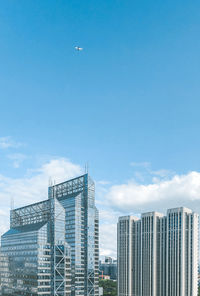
[117,216,139,296]
[141,212,164,296]
[117,207,199,296]
[166,208,199,296]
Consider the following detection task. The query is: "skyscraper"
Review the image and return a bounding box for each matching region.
[141,212,164,296]
[117,207,199,296]
[1,197,71,296]
[117,216,138,296]
[166,208,199,296]
[0,174,99,296]
[48,174,99,296]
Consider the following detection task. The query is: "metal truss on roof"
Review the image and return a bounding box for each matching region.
[10,199,51,228]
[49,175,86,199]
[6,173,98,296]
[49,174,98,296]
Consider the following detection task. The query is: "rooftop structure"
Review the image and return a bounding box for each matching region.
[0,174,99,296]
[1,197,71,296]
[48,174,99,296]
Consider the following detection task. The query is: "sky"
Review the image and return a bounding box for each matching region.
[0,0,200,258]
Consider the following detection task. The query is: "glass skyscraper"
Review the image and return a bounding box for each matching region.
[48,174,99,296]
[0,174,99,296]
[1,197,71,296]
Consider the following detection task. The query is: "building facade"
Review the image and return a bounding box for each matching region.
[0,174,99,296]
[1,198,71,296]
[48,174,99,296]
[141,212,164,296]
[166,208,199,296]
[117,216,138,296]
[99,257,117,280]
[117,207,199,296]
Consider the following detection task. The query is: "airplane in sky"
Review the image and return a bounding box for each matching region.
[75,46,83,51]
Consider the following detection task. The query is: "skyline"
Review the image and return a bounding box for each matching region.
[1,0,200,258]
[0,158,200,259]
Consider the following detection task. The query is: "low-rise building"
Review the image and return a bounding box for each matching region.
[99,257,117,280]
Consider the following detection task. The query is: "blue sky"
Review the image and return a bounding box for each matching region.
[1,0,200,257]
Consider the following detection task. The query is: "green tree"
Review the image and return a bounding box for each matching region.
[99,279,117,296]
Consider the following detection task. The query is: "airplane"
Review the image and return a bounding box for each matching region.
[75,46,83,51]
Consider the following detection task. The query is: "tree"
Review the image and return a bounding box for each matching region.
[99,279,117,296]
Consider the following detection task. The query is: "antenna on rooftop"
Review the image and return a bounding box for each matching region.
[10,197,14,211]
[49,177,53,187]
[85,162,89,174]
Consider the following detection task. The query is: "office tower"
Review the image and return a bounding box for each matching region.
[117,207,199,296]
[166,207,199,296]
[0,174,99,296]
[0,197,71,296]
[48,174,99,296]
[117,215,139,296]
[132,217,141,296]
[141,212,164,296]
[157,215,167,296]
[0,249,9,292]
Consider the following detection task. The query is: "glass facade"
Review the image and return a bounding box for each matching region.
[48,174,99,296]
[0,174,99,296]
[0,198,71,296]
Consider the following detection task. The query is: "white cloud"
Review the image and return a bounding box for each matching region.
[36,158,82,182]
[99,209,121,259]
[100,223,117,258]
[105,171,200,214]
[130,161,174,184]
[0,207,10,235]
[0,158,82,236]
[0,137,22,149]
[98,171,200,258]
